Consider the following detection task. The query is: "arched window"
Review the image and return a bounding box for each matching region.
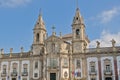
[36,33,39,42]
[76,29,80,35]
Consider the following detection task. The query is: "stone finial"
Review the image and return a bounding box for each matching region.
[96,41,100,48]
[0,48,4,54]
[0,48,4,58]
[60,32,62,38]
[111,39,116,47]
[21,47,24,53]
[10,48,13,53]
[52,25,56,36]
[10,48,13,57]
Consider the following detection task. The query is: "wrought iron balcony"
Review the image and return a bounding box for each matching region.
[1,72,7,77]
[104,70,112,75]
[89,70,97,75]
[22,72,28,76]
[11,72,17,76]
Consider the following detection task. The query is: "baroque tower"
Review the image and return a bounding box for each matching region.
[72,8,89,53]
[32,13,46,55]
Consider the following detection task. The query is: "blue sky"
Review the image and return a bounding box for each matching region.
[0,0,120,53]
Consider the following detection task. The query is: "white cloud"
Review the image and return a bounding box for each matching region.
[0,0,32,8]
[98,7,120,24]
[90,30,120,48]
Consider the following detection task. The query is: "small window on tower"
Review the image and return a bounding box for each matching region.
[76,17,78,20]
[76,29,80,35]
[36,33,39,42]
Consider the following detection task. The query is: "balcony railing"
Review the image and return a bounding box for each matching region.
[47,66,58,69]
[22,72,28,76]
[89,70,97,75]
[1,72,7,77]
[104,70,112,75]
[11,72,17,76]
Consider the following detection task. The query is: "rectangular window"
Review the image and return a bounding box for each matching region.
[34,73,38,77]
[24,68,27,73]
[76,60,81,68]
[13,68,17,73]
[35,61,38,69]
[106,65,110,72]
[91,66,95,72]
[3,68,6,74]
[50,58,57,68]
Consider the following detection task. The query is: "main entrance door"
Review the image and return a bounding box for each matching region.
[12,78,16,80]
[105,77,112,80]
[50,73,56,80]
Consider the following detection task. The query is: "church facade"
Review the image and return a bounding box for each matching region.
[0,7,120,80]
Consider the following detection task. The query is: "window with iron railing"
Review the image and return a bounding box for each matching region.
[105,65,111,72]
[76,59,81,68]
[49,58,57,68]
[3,68,6,74]
[91,66,95,72]
[24,68,27,73]
[13,68,17,73]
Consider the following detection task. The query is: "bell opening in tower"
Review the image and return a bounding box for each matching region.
[76,29,80,38]
[36,33,39,42]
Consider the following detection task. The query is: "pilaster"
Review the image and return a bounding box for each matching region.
[43,54,47,80]
[82,55,87,80]
[19,59,22,79]
[30,56,33,80]
[98,56,102,80]
[69,53,72,80]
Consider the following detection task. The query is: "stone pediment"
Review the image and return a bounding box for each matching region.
[45,35,64,43]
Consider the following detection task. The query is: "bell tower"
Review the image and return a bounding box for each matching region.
[72,8,89,53]
[32,12,46,55]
